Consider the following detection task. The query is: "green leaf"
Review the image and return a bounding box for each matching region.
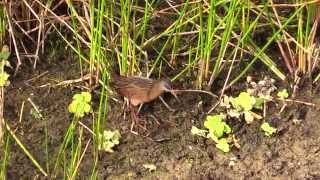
[73,92,91,102]
[204,115,231,139]
[81,92,92,102]
[277,89,289,99]
[191,126,208,137]
[204,115,223,129]
[0,72,10,86]
[261,122,277,137]
[230,92,256,111]
[211,121,225,138]
[68,92,92,117]
[99,130,121,153]
[224,123,231,134]
[0,45,10,60]
[216,138,230,153]
[207,131,219,142]
[254,97,264,109]
[83,103,91,113]
[73,94,84,101]
[0,60,11,69]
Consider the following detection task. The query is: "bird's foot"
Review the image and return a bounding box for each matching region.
[147,114,161,126]
[130,114,150,136]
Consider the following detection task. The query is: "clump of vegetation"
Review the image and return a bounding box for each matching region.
[221,92,263,123]
[68,92,121,153]
[192,115,231,153]
[204,115,231,142]
[260,122,277,137]
[98,130,121,153]
[0,45,10,87]
[68,92,92,118]
[193,77,293,153]
[277,89,289,100]
[223,76,283,128]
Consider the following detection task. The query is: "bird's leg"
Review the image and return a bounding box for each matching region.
[129,105,139,135]
[129,104,148,134]
[137,104,143,114]
[159,96,176,112]
[147,114,161,125]
[122,98,130,120]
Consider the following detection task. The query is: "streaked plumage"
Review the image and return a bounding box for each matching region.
[111,73,177,134]
[112,74,175,106]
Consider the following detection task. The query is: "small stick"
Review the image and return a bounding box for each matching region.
[279,103,287,114]
[173,89,219,114]
[5,5,22,74]
[279,98,316,107]
[19,101,25,123]
[25,71,49,83]
[27,98,44,119]
[71,139,91,179]
[207,101,221,114]
[78,121,95,136]
[173,89,218,99]
[54,74,91,87]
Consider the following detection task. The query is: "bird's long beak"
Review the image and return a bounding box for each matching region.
[170,90,179,101]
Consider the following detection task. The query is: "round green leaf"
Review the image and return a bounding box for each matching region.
[216,138,230,153]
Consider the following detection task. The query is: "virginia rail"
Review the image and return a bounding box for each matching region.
[112,73,178,134]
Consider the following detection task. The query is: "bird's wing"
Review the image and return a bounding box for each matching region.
[112,76,155,102]
[113,76,152,89]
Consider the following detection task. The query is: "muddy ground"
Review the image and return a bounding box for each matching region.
[3,56,320,179]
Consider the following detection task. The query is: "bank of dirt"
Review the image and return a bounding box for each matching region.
[3,57,320,179]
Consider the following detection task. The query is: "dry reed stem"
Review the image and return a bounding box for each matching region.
[0,88,3,144]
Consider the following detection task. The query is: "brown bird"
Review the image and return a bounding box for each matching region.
[111,73,178,134]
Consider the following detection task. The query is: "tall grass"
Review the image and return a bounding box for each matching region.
[0,4,5,45]
[0,134,10,179]
[0,4,7,179]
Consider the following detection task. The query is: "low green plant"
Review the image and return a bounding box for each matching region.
[221,77,289,125]
[260,122,277,137]
[215,138,230,153]
[191,126,207,138]
[230,92,256,111]
[222,92,263,123]
[68,92,92,118]
[277,89,289,100]
[192,115,231,153]
[204,115,231,141]
[98,130,121,153]
[193,77,291,153]
[54,91,93,175]
[0,45,11,87]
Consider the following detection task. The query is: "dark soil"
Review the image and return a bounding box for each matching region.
[3,57,320,179]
